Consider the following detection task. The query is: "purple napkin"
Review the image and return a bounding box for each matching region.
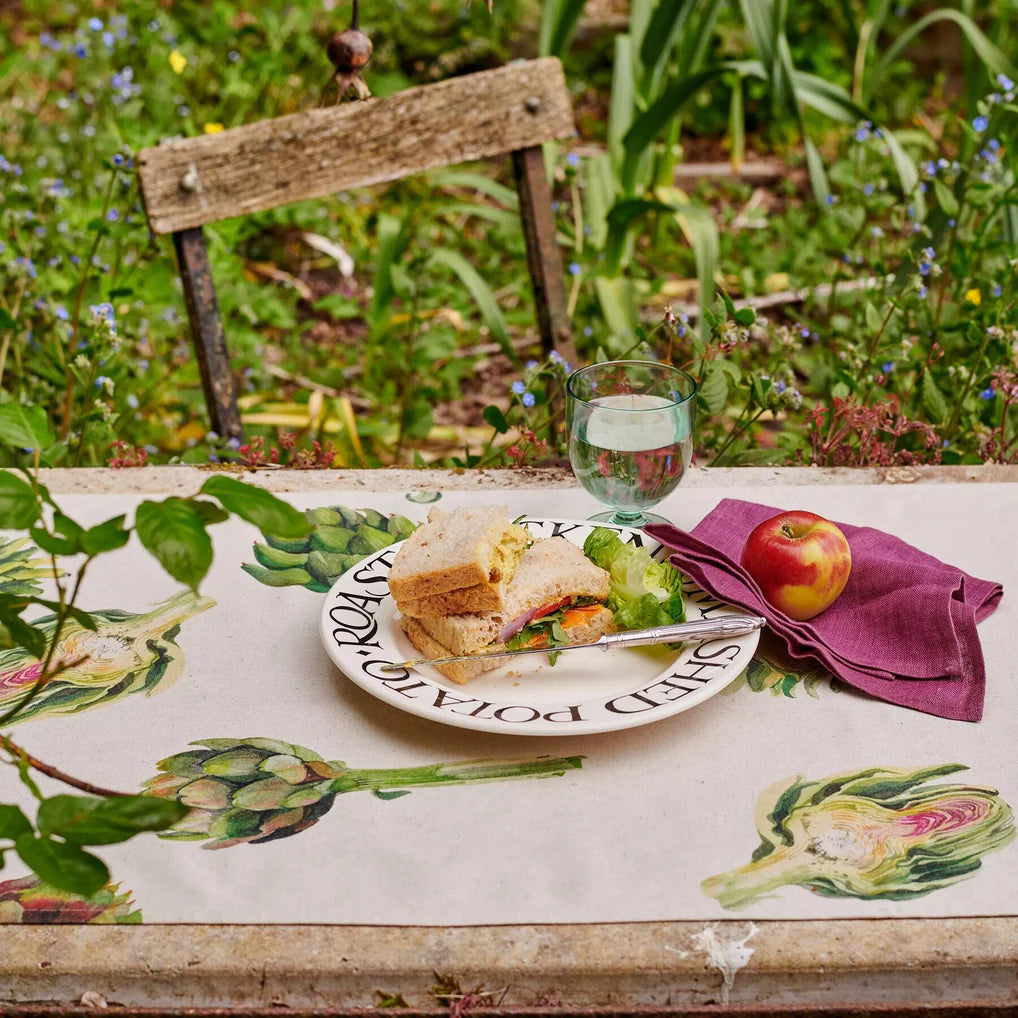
[645,500,1003,721]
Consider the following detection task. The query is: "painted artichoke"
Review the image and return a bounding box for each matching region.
[242,505,417,592]
[703,763,1016,908]
[144,737,582,849]
[0,589,214,725]
[0,876,141,924]
[0,536,57,597]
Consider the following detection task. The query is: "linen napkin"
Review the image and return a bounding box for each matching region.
[644,500,1004,721]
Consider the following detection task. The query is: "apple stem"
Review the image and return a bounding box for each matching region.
[781,524,797,540]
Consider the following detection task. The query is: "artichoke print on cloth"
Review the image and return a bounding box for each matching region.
[0,876,141,924]
[143,737,583,849]
[243,506,416,592]
[703,764,1016,909]
[0,536,57,597]
[0,589,214,725]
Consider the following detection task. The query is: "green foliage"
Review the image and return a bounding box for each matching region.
[1,0,1017,474]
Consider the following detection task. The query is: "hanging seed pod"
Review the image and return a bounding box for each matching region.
[327,29,373,73]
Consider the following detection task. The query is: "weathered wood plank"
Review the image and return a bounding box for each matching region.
[511,145,577,367]
[139,58,576,234]
[172,228,243,439]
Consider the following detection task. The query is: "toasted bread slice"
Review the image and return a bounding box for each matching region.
[396,582,507,618]
[388,506,530,604]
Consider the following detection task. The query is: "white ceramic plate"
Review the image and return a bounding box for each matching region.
[319,518,759,736]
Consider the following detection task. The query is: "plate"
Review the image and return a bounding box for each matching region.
[319,518,759,736]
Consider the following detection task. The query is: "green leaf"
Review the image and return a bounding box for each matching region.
[429,249,513,361]
[0,804,32,840]
[81,515,130,556]
[1,615,47,659]
[921,375,949,424]
[38,794,188,846]
[670,198,720,350]
[482,405,510,435]
[933,178,960,217]
[189,499,231,526]
[0,308,15,330]
[135,498,213,590]
[0,405,54,452]
[593,277,640,343]
[639,0,694,96]
[698,362,730,414]
[0,473,41,528]
[199,476,311,539]
[802,134,830,205]
[14,834,109,896]
[863,301,883,334]
[29,527,79,556]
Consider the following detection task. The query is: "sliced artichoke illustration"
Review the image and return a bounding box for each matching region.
[0,589,215,725]
[0,536,60,597]
[144,737,582,849]
[242,505,417,592]
[0,876,141,924]
[702,763,1016,908]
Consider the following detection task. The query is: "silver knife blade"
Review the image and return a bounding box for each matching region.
[379,614,766,674]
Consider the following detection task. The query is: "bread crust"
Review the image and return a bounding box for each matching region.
[398,616,504,685]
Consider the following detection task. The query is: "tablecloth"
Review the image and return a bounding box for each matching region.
[1,478,1015,925]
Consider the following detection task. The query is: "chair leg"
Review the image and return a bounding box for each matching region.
[511,146,578,368]
[172,227,244,440]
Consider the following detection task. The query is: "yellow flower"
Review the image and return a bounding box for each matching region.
[169,49,187,74]
[965,289,982,306]
[203,122,224,134]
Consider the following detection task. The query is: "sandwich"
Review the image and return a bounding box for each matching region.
[388,504,531,616]
[397,536,616,684]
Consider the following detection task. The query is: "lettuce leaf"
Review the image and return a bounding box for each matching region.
[583,528,685,629]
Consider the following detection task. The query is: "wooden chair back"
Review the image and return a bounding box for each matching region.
[138,57,577,439]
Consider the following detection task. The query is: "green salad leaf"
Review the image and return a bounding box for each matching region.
[582,528,684,629]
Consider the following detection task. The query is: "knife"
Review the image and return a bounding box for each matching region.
[379,614,766,673]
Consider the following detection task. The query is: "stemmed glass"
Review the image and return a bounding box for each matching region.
[566,360,697,528]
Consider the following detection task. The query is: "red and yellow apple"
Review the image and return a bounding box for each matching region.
[739,510,852,621]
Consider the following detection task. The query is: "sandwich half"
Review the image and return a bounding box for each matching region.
[398,537,616,684]
[388,505,530,613]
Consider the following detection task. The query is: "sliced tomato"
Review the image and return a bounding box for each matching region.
[530,597,570,622]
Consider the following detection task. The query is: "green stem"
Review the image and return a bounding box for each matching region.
[701,850,809,910]
[331,756,583,794]
[708,407,764,467]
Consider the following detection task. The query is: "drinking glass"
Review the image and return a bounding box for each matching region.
[566,360,697,528]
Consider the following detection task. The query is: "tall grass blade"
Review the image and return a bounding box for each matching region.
[622,61,763,193]
[792,72,918,195]
[609,34,637,180]
[679,0,726,75]
[729,75,746,172]
[593,277,640,348]
[539,0,589,58]
[867,10,1018,106]
[429,249,513,361]
[369,214,409,330]
[428,170,519,209]
[673,202,719,352]
[584,152,617,251]
[639,0,694,98]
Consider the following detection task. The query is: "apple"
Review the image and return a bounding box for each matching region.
[739,510,852,621]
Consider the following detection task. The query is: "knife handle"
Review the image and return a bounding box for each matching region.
[599,614,766,650]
